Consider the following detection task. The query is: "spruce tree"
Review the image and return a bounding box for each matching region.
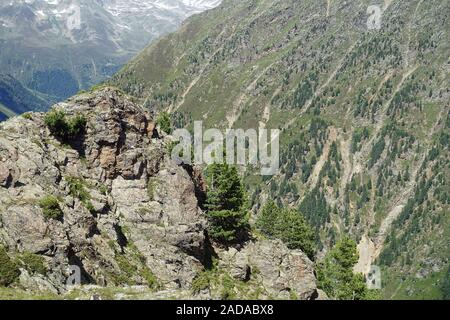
[205,163,249,244]
[276,208,315,259]
[156,112,172,134]
[316,237,372,300]
[256,200,279,238]
[257,201,316,259]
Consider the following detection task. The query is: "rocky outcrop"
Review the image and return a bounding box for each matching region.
[0,88,206,292]
[0,88,321,299]
[218,240,318,300]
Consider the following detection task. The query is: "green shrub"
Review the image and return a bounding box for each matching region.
[316,237,370,300]
[113,254,138,285]
[220,274,237,300]
[44,110,86,142]
[156,112,172,134]
[22,112,32,120]
[18,252,47,275]
[141,267,160,290]
[192,271,212,294]
[276,209,316,259]
[65,176,95,213]
[0,246,20,287]
[39,196,63,220]
[66,176,90,202]
[98,184,108,196]
[256,200,278,238]
[44,110,67,138]
[68,115,87,137]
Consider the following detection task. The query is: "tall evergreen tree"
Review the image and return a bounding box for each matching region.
[205,163,249,244]
[256,201,316,259]
[256,200,279,238]
[316,237,372,300]
[276,208,315,259]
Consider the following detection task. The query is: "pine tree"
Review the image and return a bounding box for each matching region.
[256,201,316,259]
[256,200,279,238]
[316,237,372,300]
[205,163,249,244]
[276,208,316,259]
[156,111,172,134]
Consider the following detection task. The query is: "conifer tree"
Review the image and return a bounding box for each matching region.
[316,237,372,300]
[276,208,315,259]
[257,201,316,259]
[256,200,278,238]
[205,163,249,244]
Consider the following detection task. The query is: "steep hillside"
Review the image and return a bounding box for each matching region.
[0,0,221,116]
[0,74,53,118]
[112,0,450,299]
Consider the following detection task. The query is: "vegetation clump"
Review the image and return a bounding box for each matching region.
[0,246,20,287]
[39,195,63,220]
[156,111,172,134]
[316,237,377,300]
[65,176,95,213]
[256,201,316,259]
[17,252,47,275]
[44,109,86,142]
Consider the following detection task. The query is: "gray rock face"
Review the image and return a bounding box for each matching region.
[0,88,206,291]
[218,240,318,300]
[0,88,321,299]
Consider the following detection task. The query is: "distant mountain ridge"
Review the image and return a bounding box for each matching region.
[0,74,53,119]
[0,0,221,118]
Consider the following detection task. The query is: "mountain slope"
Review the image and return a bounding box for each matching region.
[111,0,450,299]
[0,0,221,116]
[0,74,53,118]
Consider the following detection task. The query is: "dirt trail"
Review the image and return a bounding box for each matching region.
[170,2,277,114]
[383,0,393,10]
[369,71,393,104]
[339,135,352,195]
[355,68,419,274]
[360,66,418,156]
[263,87,281,125]
[374,106,447,251]
[169,27,235,113]
[404,0,424,67]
